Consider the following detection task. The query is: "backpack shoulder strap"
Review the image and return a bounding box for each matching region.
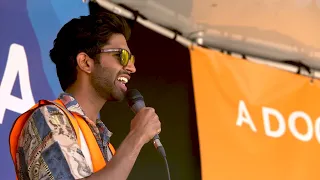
[72,113,107,172]
[108,143,116,155]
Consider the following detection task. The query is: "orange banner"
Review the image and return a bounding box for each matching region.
[190,46,320,180]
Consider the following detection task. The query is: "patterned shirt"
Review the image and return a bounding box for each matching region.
[16,93,113,180]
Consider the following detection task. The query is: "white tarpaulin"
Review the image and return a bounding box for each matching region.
[105,0,320,69]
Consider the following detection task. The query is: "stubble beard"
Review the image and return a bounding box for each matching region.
[90,65,125,102]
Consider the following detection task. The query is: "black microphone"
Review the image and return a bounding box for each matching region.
[126,89,166,158]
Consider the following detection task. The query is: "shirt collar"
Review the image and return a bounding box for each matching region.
[58,92,113,137]
[58,92,86,117]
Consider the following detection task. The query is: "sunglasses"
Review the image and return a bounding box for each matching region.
[100,48,135,66]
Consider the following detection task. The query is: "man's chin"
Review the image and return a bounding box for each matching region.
[107,91,126,102]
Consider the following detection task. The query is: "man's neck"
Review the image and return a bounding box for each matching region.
[65,85,105,122]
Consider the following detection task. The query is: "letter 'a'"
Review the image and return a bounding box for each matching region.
[0,44,35,124]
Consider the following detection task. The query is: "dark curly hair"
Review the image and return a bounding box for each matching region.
[49,11,131,91]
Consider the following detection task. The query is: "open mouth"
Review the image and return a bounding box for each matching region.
[116,75,130,92]
[117,76,128,84]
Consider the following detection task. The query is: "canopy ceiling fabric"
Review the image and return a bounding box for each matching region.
[109,0,320,69]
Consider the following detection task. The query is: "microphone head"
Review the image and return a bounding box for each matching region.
[126,89,144,107]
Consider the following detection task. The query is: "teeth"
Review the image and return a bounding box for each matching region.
[117,77,128,84]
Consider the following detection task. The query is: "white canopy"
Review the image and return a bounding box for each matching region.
[94,0,320,73]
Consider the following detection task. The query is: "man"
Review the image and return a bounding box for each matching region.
[9,11,161,180]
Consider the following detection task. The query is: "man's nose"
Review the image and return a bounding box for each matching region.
[124,61,136,74]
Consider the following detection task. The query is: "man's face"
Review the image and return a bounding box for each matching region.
[90,34,136,101]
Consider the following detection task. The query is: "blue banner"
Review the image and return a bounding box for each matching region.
[0,1,89,179]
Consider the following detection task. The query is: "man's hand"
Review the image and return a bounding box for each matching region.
[85,107,161,180]
[130,107,161,144]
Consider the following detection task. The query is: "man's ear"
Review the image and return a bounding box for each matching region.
[76,52,94,73]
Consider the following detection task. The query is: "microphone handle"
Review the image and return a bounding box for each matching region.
[131,100,166,157]
[153,134,166,157]
[154,134,160,139]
